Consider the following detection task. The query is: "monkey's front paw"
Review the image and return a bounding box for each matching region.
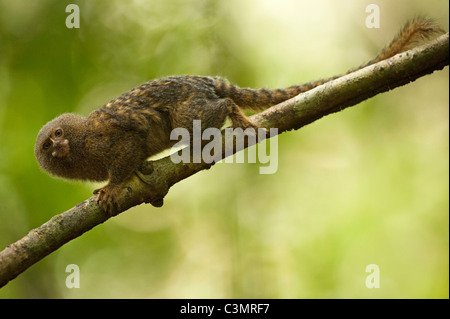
[95,185,122,216]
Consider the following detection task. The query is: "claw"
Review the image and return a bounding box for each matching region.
[95,185,122,216]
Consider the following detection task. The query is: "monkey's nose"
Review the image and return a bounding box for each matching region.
[52,139,70,158]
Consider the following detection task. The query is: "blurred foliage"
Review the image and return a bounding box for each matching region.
[0,0,448,298]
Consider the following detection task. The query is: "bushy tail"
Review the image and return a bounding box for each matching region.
[213,17,444,110]
[362,17,444,66]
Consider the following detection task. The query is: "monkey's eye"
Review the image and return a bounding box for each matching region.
[43,141,52,150]
[55,129,63,137]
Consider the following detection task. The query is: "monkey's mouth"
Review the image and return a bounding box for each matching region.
[52,139,70,158]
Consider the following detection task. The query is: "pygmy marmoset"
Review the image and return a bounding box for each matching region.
[35,17,443,215]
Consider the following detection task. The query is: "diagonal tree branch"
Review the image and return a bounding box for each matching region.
[0,33,448,288]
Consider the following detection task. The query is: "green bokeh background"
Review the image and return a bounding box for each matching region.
[0,0,448,298]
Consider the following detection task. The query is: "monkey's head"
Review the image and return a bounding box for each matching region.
[35,113,86,180]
